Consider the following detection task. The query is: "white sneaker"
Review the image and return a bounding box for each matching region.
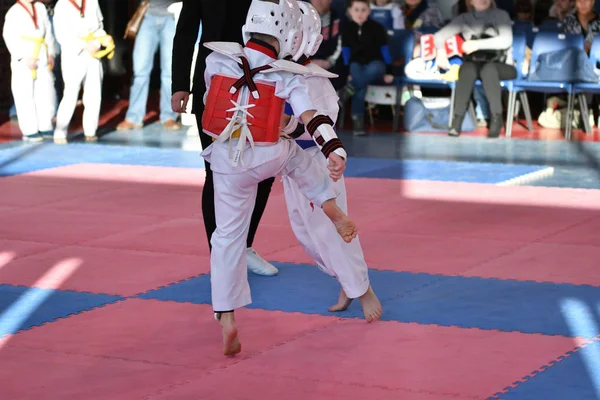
[246,248,278,276]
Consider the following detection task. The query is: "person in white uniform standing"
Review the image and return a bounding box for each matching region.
[200,0,355,356]
[52,0,108,143]
[281,1,382,322]
[3,0,57,142]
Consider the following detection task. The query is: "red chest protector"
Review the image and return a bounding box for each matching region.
[202,74,284,144]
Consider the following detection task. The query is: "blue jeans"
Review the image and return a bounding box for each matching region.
[125,13,177,124]
[473,86,490,120]
[349,60,386,116]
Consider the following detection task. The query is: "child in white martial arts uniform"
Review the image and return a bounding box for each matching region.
[281,1,382,322]
[52,0,110,143]
[200,0,355,356]
[3,0,57,142]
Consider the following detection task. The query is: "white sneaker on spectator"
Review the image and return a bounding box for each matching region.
[247,248,278,276]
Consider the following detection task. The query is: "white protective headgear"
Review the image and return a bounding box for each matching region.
[242,0,304,60]
[297,1,323,58]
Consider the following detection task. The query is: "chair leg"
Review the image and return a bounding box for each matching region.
[565,92,575,140]
[468,101,477,127]
[338,100,346,130]
[578,93,592,135]
[449,87,456,127]
[505,91,516,138]
[519,92,535,132]
[392,86,402,132]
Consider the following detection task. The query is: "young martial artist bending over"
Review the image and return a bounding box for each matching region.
[3,0,57,142]
[281,1,382,322]
[202,0,355,356]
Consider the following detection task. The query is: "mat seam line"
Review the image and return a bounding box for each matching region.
[487,334,600,399]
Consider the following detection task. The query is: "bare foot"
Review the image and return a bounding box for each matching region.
[358,286,382,323]
[218,312,241,356]
[322,199,357,243]
[328,288,353,312]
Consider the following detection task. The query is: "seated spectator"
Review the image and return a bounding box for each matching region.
[563,0,600,53]
[339,0,394,136]
[515,0,534,21]
[434,0,516,138]
[370,0,404,31]
[549,0,575,21]
[403,0,444,57]
[308,0,346,90]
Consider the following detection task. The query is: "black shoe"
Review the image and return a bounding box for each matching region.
[352,114,366,136]
[448,114,464,137]
[337,83,355,107]
[487,113,503,138]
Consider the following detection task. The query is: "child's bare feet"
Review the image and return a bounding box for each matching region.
[328,288,353,312]
[218,312,241,356]
[322,199,357,243]
[358,286,382,322]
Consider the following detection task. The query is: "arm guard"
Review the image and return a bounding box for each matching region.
[306,113,347,159]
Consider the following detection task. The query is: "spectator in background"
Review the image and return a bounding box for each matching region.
[549,0,575,20]
[515,0,534,21]
[404,0,444,58]
[117,0,181,131]
[340,0,394,136]
[308,0,346,90]
[435,0,515,138]
[370,0,404,31]
[563,0,600,53]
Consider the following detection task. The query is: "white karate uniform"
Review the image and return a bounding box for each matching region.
[3,2,57,138]
[53,0,105,139]
[283,62,370,299]
[202,44,337,312]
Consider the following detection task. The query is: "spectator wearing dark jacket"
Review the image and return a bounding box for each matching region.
[340,0,393,135]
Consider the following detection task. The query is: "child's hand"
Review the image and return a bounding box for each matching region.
[461,40,478,55]
[327,153,345,182]
[47,55,55,70]
[25,57,38,70]
[383,74,394,84]
[84,40,100,55]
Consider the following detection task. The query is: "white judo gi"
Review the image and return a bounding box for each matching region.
[201,41,338,312]
[283,62,370,299]
[3,1,57,140]
[53,0,105,140]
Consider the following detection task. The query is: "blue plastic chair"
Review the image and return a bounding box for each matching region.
[536,20,563,32]
[511,32,584,139]
[570,36,600,134]
[370,8,394,32]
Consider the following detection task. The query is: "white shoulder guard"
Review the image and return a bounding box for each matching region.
[263,59,311,75]
[305,63,339,79]
[203,42,244,64]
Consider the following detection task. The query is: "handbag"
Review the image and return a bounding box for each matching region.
[463,32,507,63]
[123,0,150,40]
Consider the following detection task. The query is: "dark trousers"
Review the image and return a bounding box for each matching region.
[195,111,275,250]
[453,61,517,118]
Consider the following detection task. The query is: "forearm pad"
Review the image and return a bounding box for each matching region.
[306,113,347,159]
[282,116,306,139]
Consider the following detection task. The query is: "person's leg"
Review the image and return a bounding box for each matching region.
[350,60,386,135]
[211,170,257,356]
[480,62,516,138]
[122,15,160,127]
[159,14,179,125]
[11,62,41,140]
[81,58,103,139]
[449,61,479,136]
[196,112,277,276]
[54,54,86,142]
[283,147,380,321]
[280,140,356,243]
[473,85,490,125]
[34,64,56,134]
